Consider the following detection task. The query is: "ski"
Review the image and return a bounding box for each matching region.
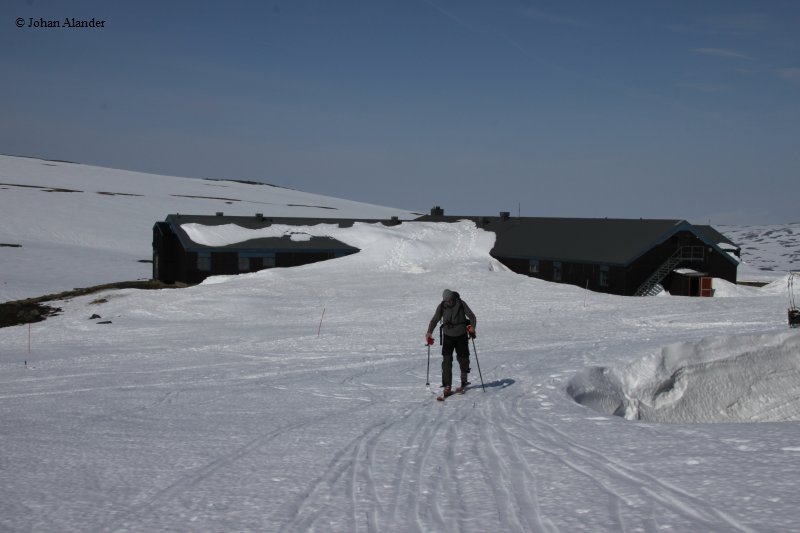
[436,382,471,401]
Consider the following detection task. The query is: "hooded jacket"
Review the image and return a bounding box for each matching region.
[427,291,476,338]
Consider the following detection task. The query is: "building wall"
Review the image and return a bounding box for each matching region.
[154,219,737,293]
[154,242,356,284]
[152,223,179,283]
[492,229,737,297]
[625,230,736,295]
[492,255,629,295]
[276,251,336,268]
[669,274,714,297]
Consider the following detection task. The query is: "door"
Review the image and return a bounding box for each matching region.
[700,277,713,297]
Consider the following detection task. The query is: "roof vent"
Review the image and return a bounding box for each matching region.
[431,206,444,216]
[500,211,510,220]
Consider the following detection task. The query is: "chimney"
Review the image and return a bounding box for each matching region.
[256,213,264,221]
[216,212,224,217]
[431,206,444,216]
[500,211,510,220]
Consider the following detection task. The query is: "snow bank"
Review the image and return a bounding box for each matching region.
[568,330,800,423]
[711,278,763,297]
[182,220,502,275]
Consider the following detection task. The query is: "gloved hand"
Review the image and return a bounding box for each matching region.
[426,333,434,346]
[467,325,476,339]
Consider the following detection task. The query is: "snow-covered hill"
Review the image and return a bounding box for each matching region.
[2,155,800,531]
[0,155,418,301]
[719,223,799,274]
[2,155,795,301]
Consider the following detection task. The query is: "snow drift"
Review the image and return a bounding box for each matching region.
[182,220,503,275]
[568,330,800,423]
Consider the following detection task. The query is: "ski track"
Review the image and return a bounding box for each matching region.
[3,348,769,532]
[93,348,392,532]
[275,384,518,533]
[98,400,374,533]
[496,390,757,532]
[478,404,548,533]
[277,378,719,532]
[268,376,762,533]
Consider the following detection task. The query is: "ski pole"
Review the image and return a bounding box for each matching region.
[471,337,486,392]
[426,343,431,386]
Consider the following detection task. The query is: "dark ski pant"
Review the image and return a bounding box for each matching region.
[441,333,470,388]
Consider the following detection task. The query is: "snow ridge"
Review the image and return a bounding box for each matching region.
[568,330,800,423]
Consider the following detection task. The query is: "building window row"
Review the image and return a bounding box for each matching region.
[196,251,278,272]
[599,265,610,287]
[528,259,611,288]
[239,252,276,271]
[197,252,211,272]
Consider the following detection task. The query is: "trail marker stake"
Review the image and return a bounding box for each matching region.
[317,307,326,337]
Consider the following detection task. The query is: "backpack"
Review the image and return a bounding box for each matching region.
[439,292,468,337]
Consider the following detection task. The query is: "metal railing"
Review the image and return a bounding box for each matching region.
[634,246,705,296]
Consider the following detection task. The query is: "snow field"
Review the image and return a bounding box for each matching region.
[3,155,800,531]
[2,219,800,531]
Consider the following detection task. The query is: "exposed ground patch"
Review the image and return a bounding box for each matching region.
[0,182,82,193]
[0,280,186,328]
[0,301,62,328]
[2,183,143,197]
[287,204,338,210]
[97,191,144,197]
[203,178,290,189]
[171,194,242,202]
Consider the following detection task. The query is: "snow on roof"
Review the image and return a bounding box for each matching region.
[181,222,343,246]
[182,220,499,274]
[674,268,705,275]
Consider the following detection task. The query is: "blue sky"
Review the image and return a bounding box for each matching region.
[2,0,798,224]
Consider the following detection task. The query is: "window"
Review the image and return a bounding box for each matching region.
[553,261,562,282]
[238,252,276,271]
[599,265,610,287]
[197,252,211,272]
[529,259,540,274]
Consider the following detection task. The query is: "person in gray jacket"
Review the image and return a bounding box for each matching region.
[426,289,477,397]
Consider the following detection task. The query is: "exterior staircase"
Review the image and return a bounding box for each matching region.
[634,246,705,296]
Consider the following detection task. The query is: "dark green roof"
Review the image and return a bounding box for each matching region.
[415,214,736,266]
[693,225,740,251]
[162,213,738,267]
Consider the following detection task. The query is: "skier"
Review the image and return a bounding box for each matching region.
[426,289,477,399]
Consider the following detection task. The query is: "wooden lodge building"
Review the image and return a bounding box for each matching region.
[152,213,401,286]
[153,208,740,297]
